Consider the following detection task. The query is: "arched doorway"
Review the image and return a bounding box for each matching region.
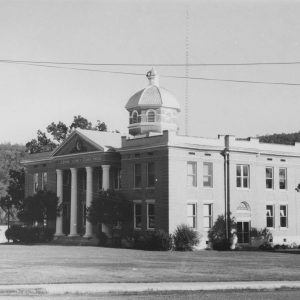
[236,202,251,244]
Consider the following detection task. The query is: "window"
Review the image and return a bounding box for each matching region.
[147,162,155,187]
[41,172,47,191]
[132,111,138,124]
[147,110,156,122]
[147,201,155,230]
[203,204,213,229]
[187,204,196,229]
[236,165,250,188]
[33,173,39,193]
[187,162,197,187]
[266,167,274,189]
[134,164,142,188]
[203,162,213,187]
[134,202,142,230]
[266,205,274,228]
[279,168,287,190]
[280,205,288,228]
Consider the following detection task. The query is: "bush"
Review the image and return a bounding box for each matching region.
[173,224,199,251]
[208,214,236,251]
[132,230,172,251]
[259,242,273,251]
[145,230,173,251]
[5,225,55,244]
[97,232,108,246]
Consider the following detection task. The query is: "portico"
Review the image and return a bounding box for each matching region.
[55,164,113,238]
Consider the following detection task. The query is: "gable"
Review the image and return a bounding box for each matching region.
[52,132,103,157]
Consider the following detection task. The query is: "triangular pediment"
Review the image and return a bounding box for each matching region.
[52,131,103,157]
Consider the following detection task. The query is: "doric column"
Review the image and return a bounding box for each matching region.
[84,166,93,238]
[102,165,110,190]
[69,168,78,236]
[55,169,64,236]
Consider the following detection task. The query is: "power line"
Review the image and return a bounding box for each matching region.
[2,60,300,87]
[2,59,300,67]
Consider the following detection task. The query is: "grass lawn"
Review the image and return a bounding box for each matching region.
[0,245,299,285]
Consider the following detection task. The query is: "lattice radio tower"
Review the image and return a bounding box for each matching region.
[185,6,190,136]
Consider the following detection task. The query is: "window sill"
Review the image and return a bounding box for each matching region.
[147,228,155,231]
[134,228,142,231]
[279,227,288,230]
[236,188,250,190]
[146,187,155,190]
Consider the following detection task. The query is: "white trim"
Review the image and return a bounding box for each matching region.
[133,201,142,230]
[146,109,156,122]
[187,202,197,230]
[146,200,155,230]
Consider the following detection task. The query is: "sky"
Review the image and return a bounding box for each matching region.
[1,0,300,144]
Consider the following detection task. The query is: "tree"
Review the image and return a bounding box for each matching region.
[70,115,92,130]
[46,121,69,143]
[17,191,60,226]
[7,169,25,210]
[208,214,236,250]
[93,120,107,132]
[259,131,300,145]
[25,116,108,153]
[25,130,56,154]
[87,189,132,233]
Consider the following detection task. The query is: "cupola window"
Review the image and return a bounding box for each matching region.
[132,110,138,124]
[147,110,156,122]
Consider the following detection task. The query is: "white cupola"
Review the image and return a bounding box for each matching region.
[125,68,180,136]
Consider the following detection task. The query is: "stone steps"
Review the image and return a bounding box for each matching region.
[51,235,99,246]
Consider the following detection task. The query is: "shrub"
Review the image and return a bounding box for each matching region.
[133,232,147,250]
[97,232,108,246]
[5,225,54,244]
[259,242,273,251]
[208,214,236,251]
[173,224,199,251]
[145,230,173,251]
[132,230,172,251]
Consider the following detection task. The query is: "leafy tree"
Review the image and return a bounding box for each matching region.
[208,214,236,250]
[17,190,60,226]
[7,169,25,210]
[25,116,108,153]
[87,189,132,233]
[259,131,300,145]
[25,130,56,154]
[0,144,25,198]
[0,168,25,226]
[93,120,107,132]
[70,115,92,130]
[46,121,69,143]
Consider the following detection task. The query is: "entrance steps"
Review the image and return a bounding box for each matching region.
[51,235,98,246]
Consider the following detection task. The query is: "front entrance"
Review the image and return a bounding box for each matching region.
[63,203,70,235]
[237,221,250,244]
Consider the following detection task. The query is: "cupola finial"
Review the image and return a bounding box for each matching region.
[146,67,159,86]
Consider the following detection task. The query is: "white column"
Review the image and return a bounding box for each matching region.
[55,169,64,236]
[84,166,93,238]
[101,165,111,236]
[102,165,110,190]
[69,168,78,236]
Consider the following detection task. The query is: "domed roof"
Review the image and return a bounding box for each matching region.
[125,68,180,111]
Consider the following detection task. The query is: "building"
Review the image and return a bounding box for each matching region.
[22,68,300,246]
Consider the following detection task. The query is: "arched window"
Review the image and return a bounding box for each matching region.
[147,110,156,122]
[132,111,138,124]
